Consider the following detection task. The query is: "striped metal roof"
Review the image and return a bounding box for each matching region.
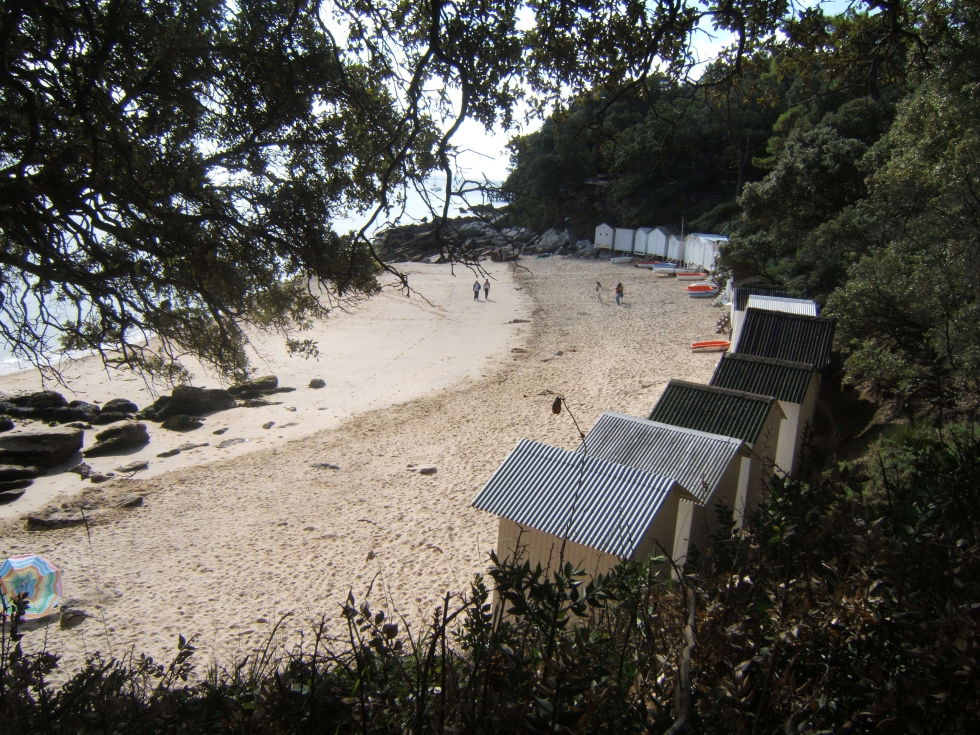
[648,380,778,444]
[472,438,681,559]
[746,294,819,316]
[710,353,816,404]
[733,285,790,311]
[734,308,836,370]
[578,412,744,504]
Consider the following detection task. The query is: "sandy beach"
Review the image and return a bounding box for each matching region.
[0,257,723,676]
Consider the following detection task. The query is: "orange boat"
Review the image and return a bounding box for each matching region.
[690,339,730,353]
[686,282,719,298]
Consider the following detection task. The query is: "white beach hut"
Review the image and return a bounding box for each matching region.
[613,227,635,254]
[472,439,695,580]
[683,233,728,272]
[633,227,654,256]
[594,223,614,251]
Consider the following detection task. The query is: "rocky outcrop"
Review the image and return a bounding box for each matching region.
[373,215,543,262]
[228,375,279,398]
[0,425,83,468]
[83,421,149,457]
[140,385,236,420]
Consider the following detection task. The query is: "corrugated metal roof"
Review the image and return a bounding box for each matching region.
[734,308,836,370]
[578,412,744,504]
[648,380,778,444]
[733,284,790,311]
[472,438,680,559]
[710,353,816,404]
[746,294,819,316]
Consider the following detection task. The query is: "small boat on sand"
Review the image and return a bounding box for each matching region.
[686,282,719,298]
[677,271,709,281]
[609,256,634,264]
[690,339,731,353]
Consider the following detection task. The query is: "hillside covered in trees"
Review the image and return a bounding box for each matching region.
[502,2,979,415]
[2,1,978,731]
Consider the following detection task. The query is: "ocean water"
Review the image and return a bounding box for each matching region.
[0,176,501,379]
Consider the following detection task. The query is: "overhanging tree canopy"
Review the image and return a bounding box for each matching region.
[0,0,886,380]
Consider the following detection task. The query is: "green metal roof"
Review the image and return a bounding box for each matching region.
[648,380,778,444]
[710,353,816,404]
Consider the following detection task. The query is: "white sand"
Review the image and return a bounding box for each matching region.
[0,257,725,676]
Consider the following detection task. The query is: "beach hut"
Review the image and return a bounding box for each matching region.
[640,226,676,259]
[632,227,653,256]
[648,380,784,525]
[594,223,614,251]
[734,308,836,372]
[683,234,728,272]
[728,282,790,342]
[731,294,820,347]
[472,438,695,580]
[710,354,821,478]
[613,227,635,255]
[666,231,685,263]
[578,412,747,561]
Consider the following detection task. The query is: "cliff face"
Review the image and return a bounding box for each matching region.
[372,216,582,262]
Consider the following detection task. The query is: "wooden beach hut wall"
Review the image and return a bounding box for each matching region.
[472,439,695,580]
[684,234,728,272]
[733,308,836,373]
[648,380,784,526]
[633,227,653,256]
[613,227,635,254]
[709,354,821,478]
[594,223,614,251]
[667,231,685,263]
[644,226,675,258]
[578,412,747,563]
[731,294,820,348]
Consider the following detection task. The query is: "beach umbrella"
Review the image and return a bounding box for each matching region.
[0,554,62,620]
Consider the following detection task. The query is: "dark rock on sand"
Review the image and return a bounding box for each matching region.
[9,390,68,410]
[0,425,83,468]
[0,464,42,481]
[84,421,149,457]
[27,510,90,529]
[218,437,246,449]
[309,378,326,389]
[228,375,279,399]
[101,398,139,415]
[0,487,28,504]
[141,385,236,420]
[0,417,13,432]
[0,478,33,492]
[115,460,149,474]
[161,414,204,431]
[91,410,132,425]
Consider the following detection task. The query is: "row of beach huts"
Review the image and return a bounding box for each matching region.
[471,264,836,581]
[591,222,728,272]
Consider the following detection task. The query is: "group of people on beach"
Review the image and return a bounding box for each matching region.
[596,281,624,305]
[473,279,490,300]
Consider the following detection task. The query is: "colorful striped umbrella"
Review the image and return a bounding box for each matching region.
[0,554,63,620]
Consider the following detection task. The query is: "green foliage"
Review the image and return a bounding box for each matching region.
[827,2,980,407]
[3,419,977,732]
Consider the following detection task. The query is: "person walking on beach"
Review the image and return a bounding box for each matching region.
[473,279,481,300]
[615,282,624,306]
[483,278,491,300]
[595,281,603,302]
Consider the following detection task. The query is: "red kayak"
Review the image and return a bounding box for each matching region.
[690,339,730,352]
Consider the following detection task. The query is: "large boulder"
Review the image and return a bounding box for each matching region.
[101,398,139,415]
[8,390,68,410]
[228,375,279,399]
[83,421,149,457]
[0,425,83,468]
[141,385,236,420]
[0,464,42,481]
